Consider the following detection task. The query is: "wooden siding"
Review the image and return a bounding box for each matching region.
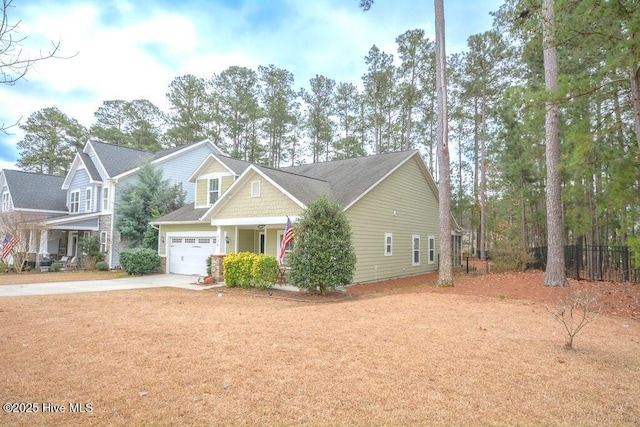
[238,229,254,252]
[155,144,217,203]
[214,170,302,219]
[346,156,439,283]
[195,175,235,207]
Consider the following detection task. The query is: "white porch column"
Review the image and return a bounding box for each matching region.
[39,229,48,257]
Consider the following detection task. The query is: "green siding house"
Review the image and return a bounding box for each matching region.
[152,150,462,283]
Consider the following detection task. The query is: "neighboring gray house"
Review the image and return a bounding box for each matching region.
[0,138,225,268]
[0,170,67,264]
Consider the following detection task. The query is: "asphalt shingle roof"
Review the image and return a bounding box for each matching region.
[3,170,67,211]
[151,202,208,223]
[79,152,102,182]
[282,150,418,207]
[89,140,153,177]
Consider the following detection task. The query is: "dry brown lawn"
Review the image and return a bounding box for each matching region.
[1,271,639,426]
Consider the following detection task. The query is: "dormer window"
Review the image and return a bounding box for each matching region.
[2,192,9,211]
[209,178,220,205]
[70,190,80,213]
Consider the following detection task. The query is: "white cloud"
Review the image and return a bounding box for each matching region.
[1,0,503,167]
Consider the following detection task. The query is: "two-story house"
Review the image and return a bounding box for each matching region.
[1,138,225,268]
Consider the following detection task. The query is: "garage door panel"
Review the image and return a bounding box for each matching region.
[169,236,216,275]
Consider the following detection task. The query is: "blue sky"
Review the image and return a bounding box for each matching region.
[0,0,504,171]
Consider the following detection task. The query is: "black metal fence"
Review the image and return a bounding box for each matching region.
[531,245,640,284]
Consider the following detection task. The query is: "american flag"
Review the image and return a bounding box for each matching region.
[278,218,294,266]
[1,233,19,259]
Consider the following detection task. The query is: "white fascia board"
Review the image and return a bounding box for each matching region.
[211,216,299,227]
[187,153,236,182]
[61,154,83,189]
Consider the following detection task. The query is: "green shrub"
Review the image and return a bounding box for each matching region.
[288,196,356,294]
[79,235,105,270]
[223,252,277,289]
[95,261,110,271]
[51,262,63,272]
[120,247,160,275]
[253,254,278,289]
[206,255,212,275]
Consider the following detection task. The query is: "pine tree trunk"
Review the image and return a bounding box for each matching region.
[629,64,640,154]
[435,0,453,286]
[542,0,568,287]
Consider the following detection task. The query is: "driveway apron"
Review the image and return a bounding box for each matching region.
[0,274,211,297]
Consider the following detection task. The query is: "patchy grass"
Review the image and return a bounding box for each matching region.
[1,279,639,426]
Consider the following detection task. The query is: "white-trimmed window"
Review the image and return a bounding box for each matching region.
[85,187,92,212]
[2,192,9,211]
[100,231,108,253]
[412,235,421,266]
[428,236,436,264]
[209,178,220,205]
[102,187,110,211]
[70,190,80,213]
[384,233,393,256]
[277,230,294,265]
[251,180,261,197]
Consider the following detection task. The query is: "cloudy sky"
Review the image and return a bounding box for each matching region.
[0,0,504,172]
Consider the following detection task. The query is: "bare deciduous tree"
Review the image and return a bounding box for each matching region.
[546,289,600,350]
[1,0,66,133]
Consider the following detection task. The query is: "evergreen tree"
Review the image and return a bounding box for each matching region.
[288,196,356,295]
[16,107,86,175]
[116,161,186,248]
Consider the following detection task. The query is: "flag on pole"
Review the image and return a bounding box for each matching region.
[278,218,294,266]
[1,233,19,259]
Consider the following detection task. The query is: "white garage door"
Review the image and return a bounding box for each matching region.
[169,237,216,275]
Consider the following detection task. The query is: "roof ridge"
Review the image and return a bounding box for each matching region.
[283,149,418,168]
[254,163,330,184]
[3,169,66,178]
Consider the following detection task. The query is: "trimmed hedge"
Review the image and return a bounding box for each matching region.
[120,247,161,275]
[223,252,277,289]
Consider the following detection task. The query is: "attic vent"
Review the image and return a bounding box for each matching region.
[251,180,261,197]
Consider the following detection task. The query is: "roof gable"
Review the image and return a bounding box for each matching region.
[282,150,433,209]
[200,164,325,221]
[1,170,67,212]
[62,152,103,189]
[187,153,248,182]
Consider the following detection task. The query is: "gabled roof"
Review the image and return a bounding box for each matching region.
[282,150,430,209]
[1,170,67,212]
[88,140,152,178]
[62,152,103,189]
[255,165,331,206]
[187,154,251,182]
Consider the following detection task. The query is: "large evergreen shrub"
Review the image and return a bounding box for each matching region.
[288,196,356,294]
[120,247,161,275]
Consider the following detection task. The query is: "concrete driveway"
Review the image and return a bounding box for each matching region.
[0,274,219,297]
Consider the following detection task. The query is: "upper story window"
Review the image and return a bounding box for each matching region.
[70,190,80,213]
[2,192,9,211]
[85,187,92,212]
[102,187,110,211]
[209,178,220,205]
[251,180,261,197]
